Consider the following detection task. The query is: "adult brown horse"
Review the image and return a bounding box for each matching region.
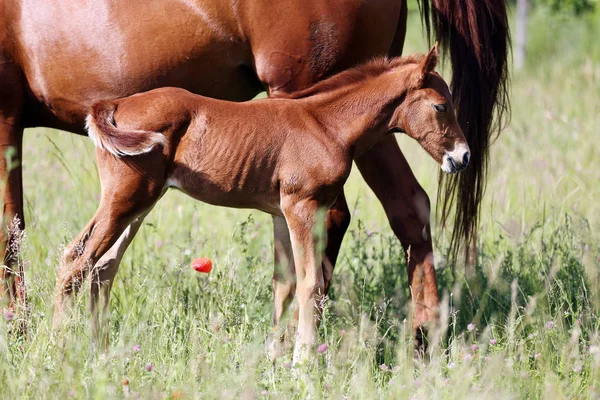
[0,0,509,335]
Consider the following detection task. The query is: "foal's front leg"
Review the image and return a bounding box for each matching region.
[281,197,325,364]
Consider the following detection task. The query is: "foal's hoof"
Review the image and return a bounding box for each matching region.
[292,342,314,366]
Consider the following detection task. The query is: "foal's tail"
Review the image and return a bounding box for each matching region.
[86,100,166,157]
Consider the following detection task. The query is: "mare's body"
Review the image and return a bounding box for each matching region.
[55,50,469,361]
[0,0,509,336]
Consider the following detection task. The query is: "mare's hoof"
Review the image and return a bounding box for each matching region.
[414,325,430,361]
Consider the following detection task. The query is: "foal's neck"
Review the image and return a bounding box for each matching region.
[304,70,409,157]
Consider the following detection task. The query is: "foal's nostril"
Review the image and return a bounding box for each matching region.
[463,151,470,166]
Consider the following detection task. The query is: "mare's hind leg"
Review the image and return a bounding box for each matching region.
[356,136,440,341]
[267,215,296,360]
[0,62,27,328]
[89,211,150,350]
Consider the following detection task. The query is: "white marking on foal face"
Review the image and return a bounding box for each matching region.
[441,142,470,174]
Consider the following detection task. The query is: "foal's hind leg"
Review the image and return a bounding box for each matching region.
[53,173,163,331]
[267,215,296,360]
[89,212,149,350]
[0,62,27,329]
[53,208,129,329]
[356,136,440,343]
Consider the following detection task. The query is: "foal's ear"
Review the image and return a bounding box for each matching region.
[412,42,439,88]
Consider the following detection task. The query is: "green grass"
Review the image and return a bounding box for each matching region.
[1,8,600,399]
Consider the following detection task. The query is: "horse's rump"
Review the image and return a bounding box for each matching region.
[86,100,166,157]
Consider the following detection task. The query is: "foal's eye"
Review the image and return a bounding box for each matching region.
[432,103,447,113]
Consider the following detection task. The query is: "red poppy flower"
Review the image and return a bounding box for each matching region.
[191,257,213,273]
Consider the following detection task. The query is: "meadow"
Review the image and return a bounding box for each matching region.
[1,6,599,399]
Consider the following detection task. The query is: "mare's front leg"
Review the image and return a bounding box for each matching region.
[0,62,27,328]
[355,136,440,342]
[281,197,325,365]
[322,192,350,295]
[266,215,296,360]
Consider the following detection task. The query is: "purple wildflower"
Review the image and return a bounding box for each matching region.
[317,343,328,354]
[546,321,555,330]
[3,310,14,321]
[145,363,153,372]
[132,344,141,353]
[490,338,497,345]
[467,323,476,332]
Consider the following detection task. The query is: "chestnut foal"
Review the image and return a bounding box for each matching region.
[53,45,469,362]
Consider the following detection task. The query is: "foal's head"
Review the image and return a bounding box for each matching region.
[391,44,470,174]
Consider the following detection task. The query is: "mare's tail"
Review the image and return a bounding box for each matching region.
[85,100,166,157]
[419,0,511,261]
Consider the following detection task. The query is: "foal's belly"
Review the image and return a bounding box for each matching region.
[166,175,283,216]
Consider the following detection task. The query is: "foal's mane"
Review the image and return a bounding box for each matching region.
[285,54,426,99]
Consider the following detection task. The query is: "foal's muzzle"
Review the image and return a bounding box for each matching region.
[441,143,470,174]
